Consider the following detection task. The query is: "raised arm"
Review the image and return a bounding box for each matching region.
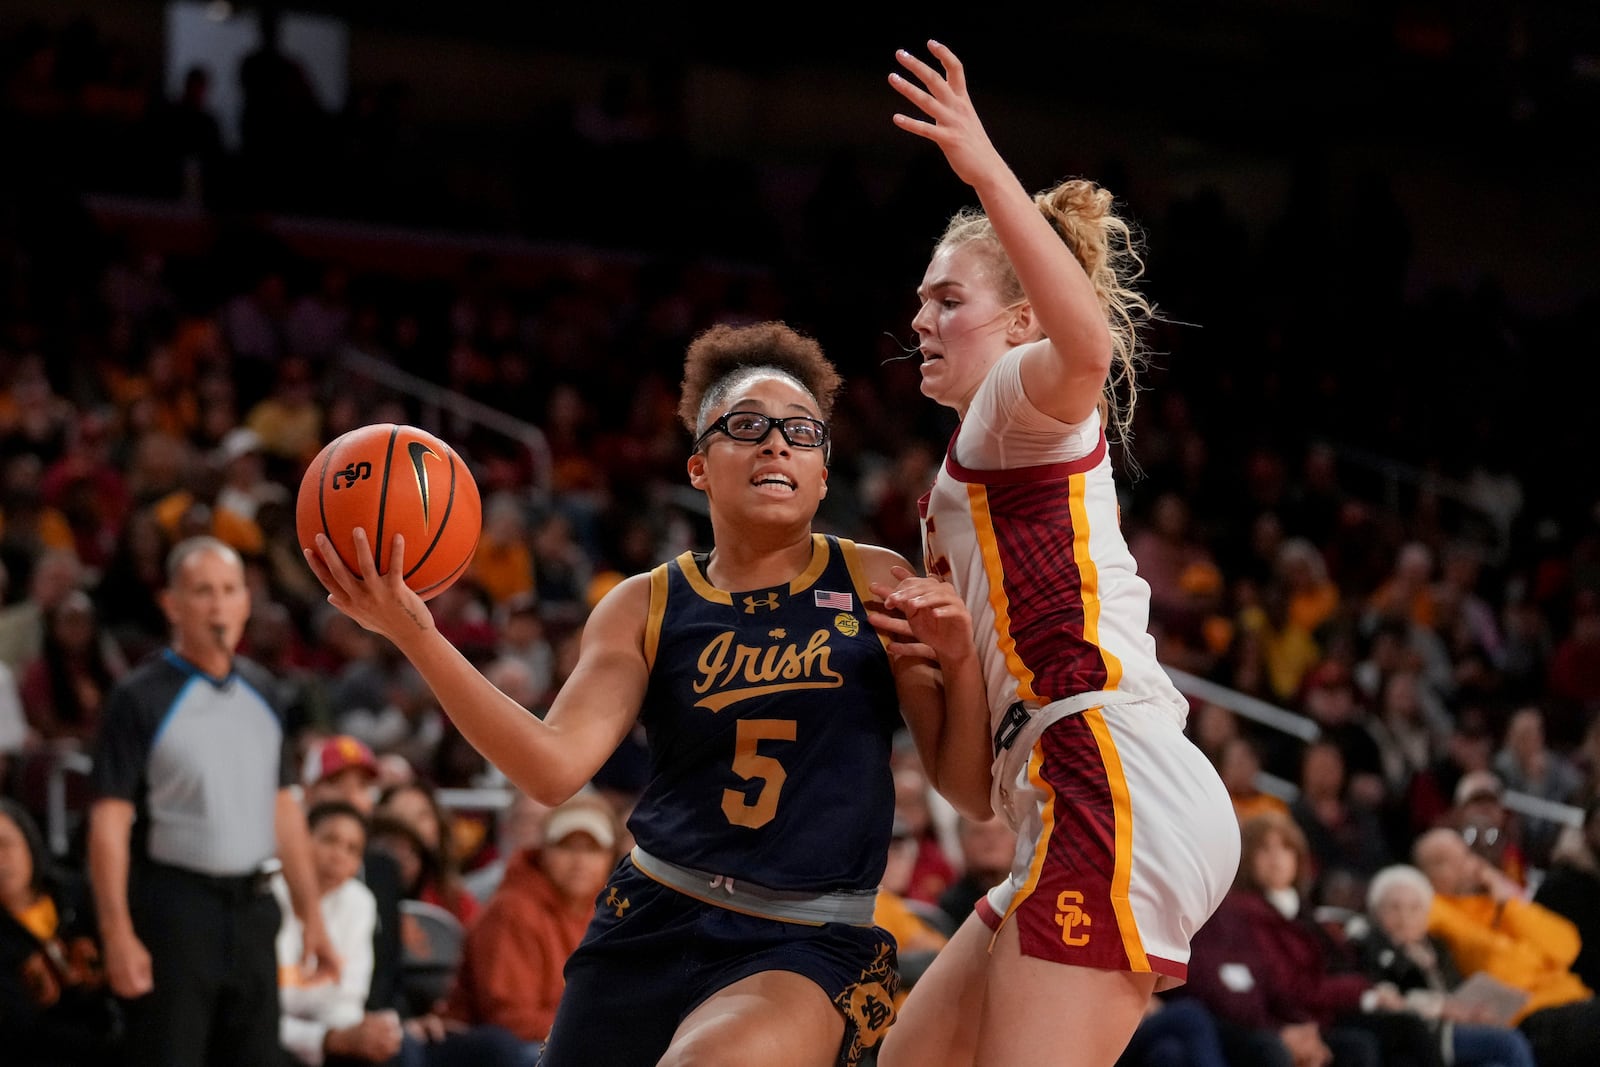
[891,41,1112,425]
[306,529,649,805]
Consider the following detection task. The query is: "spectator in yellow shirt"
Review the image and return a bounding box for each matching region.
[1413,826,1600,1067]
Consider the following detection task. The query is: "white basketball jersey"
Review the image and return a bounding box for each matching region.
[918,349,1188,814]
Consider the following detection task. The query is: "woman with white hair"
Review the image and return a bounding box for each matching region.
[1352,864,1535,1067]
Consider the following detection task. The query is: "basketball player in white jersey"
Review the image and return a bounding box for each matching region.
[872,42,1241,1067]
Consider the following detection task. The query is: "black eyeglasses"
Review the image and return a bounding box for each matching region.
[695,410,830,453]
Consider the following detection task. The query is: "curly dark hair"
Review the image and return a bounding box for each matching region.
[676,321,842,438]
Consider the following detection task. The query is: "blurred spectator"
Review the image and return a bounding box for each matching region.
[1183,812,1440,1067]
[208,426,288,557]
[1290,739,1392,899]
[18,588,126,747]
[301,736,405,1023]
[287,264,353,364]
[442,792,618,1055]
[1491,706,1583,866]
[527,512,592,628]
[1277,537,1341,639]
[1129,491,1217,626]
[0,661,23,788]
[146,64,223,204]
[0,797,120,1066]
[1366,542,1439,632]
[875,821,951,955]
[1530,799,1600,994]
[1219,735,1291,824]
[1349,865,1535,1067]
[241,599,326,739]
[0,546,86,671]
[426,582,498,668]
[1234,581,1323,707]
[461,789,552,903]
[1545,589,1600,732]
[1412,826,1600,1067]
[470,493,535,610]
[936,816,1018,929]
[92,506,170,664]
[0,461,77,580]
[374,782,480,929]
[275,799,392,1066]
[491,595,553,705]
[1447,771,1529,890]
[37,409,130,572]
[1299,661,1385,803]
[243,354,324,471]
[891,760,957,906]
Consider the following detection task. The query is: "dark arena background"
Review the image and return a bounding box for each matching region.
[2,2,1599,1064]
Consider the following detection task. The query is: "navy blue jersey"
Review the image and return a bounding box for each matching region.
[628,534,902,894]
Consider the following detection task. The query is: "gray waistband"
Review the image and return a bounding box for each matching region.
[630,846,878,927]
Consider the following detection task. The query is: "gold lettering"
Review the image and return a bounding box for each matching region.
[1054,889,1092,946]
[692,629,845,710]
[694,631,735,695]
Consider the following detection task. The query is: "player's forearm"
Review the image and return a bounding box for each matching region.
[925,651,995,822]
[969,170,1111,368]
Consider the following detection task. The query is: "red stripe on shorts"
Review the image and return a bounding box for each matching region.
[1006,713,1141,973]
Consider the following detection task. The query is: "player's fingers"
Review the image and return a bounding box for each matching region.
[891,111,944,145]
[387,533,407,586]
[313,536,360,595]
[886,639,937,661]
[888,72,943,121]
[867,610,913,637]
[926,40,966,95]
[889,565,916,581]
[894,48,947,94]
[351,527,382,581]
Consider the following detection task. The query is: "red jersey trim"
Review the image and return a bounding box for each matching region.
[941,426,1108,485]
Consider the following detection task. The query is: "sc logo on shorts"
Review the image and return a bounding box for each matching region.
[1054,890,1092,946]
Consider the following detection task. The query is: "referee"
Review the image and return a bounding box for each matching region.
[88,535,339,1066]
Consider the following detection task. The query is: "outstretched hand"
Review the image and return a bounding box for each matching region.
[304,529,436,648]
[889,41,1006,188]
[868,565,976,665]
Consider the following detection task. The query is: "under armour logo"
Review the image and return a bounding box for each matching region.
[1054,890,1091,946]
[604,887,630,918]
[743,593,780,613]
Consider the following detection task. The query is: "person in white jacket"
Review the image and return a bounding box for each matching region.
[275,799,399,1066]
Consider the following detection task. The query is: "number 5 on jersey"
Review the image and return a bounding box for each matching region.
[722,719,795,829]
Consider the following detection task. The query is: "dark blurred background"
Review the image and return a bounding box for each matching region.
[4,0,1600,902]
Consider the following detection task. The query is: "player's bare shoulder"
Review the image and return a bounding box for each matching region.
[852,541,922,588]
[580,569,656,650]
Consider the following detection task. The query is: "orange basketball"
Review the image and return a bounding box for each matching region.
[296,423,482,601]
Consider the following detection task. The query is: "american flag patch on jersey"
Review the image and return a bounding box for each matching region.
[814,589,854,611]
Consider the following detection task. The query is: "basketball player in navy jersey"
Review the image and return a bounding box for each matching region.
[306,320,994,1067]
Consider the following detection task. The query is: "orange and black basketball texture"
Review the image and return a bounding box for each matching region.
[297,423,482,601]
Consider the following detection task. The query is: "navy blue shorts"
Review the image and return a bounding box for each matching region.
[537,857,899,1067]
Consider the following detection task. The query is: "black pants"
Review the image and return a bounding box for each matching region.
[123,862,281,1067]
[1520,999,1600,1067]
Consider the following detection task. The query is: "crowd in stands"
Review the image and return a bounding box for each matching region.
[2,10,1598,1067]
